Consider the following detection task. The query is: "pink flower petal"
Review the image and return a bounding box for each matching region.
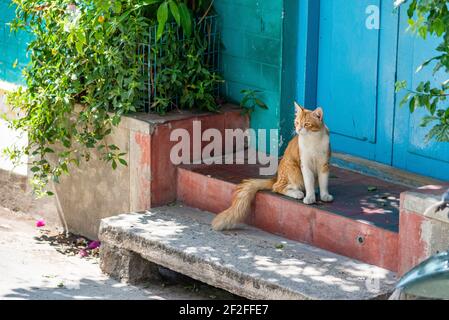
[79,249,88,258]
[87,241,101,250]
[36,219,46,228]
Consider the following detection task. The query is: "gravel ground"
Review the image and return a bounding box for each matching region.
[0,178,238,300]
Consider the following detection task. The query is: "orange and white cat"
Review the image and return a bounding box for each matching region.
[212,102,333,231]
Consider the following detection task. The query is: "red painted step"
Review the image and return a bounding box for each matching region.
[177,163,407,272]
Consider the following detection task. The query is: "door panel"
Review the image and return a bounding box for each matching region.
[302,0,448,180]
[393,10,449,180]
[318,0,379,142]
[316,0,399,164]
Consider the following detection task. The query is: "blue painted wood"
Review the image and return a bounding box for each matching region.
[315,0,399,165]
[393,7,449,181]
[295,0,320,109]
[296,0,449,180]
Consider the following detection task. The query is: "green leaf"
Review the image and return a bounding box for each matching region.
[409,96,417,113]
[178,2,192,37]
[61,163,68,174]
[75,41,84,55]
[156,1,169,40]
[168,0,181,26]
[114,1,123,13]
[418,25,428,39]
[76,29,86,45]
[395,80,407,93]
[433,18,445,37]
[141,0,162,5]
[407,0,417,18]
[255,99,268,109]
[400,93,412,107]
[416,56,441,73]
[420,115,438,127]
[240,96,249,108]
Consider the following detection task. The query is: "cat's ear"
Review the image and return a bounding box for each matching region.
[313,107,324,121]
[294,102,304,114]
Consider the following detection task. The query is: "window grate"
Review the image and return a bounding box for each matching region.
[138,15,220,113]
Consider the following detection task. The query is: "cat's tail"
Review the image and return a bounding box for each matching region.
[211,178,275,231]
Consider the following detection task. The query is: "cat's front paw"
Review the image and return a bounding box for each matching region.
[303,195,316,205]
[320,193,334,203]
[286,189,305,200]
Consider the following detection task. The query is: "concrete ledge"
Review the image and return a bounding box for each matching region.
[399,186,449,275]
[100,242,161,284]
[120,104,243,134]
[402,189,449,224]
[99,205,397,300]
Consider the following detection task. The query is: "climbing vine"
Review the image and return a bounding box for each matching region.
[395,0,449,142]
[4,0,218,196]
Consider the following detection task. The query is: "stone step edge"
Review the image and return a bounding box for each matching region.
[177,167,399,272]
[99,205,397,300]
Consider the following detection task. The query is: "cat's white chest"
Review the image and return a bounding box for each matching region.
[298,130,329,171]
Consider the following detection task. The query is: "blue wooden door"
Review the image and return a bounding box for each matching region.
[316,0,399,165]
[392,8,449,181]
[313,0,449,180]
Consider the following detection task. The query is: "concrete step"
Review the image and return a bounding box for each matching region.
[99,204,397,300]
[177,163,406,272]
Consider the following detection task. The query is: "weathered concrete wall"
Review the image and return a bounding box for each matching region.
[54,105,248,239]
[54,123,133,239]
[399,187,449,275]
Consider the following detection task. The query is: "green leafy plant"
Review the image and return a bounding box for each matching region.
[150,22,222,114]
[147,0,214,40]
[395,0,449,142]
[239,89,268,116]
[4,0,218,196]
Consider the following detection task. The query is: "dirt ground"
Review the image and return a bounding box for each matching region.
[0,175,238,300]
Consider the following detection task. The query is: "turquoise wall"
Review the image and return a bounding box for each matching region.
[215,0,285,151]
[0,1,28,84]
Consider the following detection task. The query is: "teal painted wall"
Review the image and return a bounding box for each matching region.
[215,0,284,151]
[0,1,28,84]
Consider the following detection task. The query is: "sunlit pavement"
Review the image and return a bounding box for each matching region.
[0,208,210,300]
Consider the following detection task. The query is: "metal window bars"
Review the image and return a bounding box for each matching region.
[138,15,220,113]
